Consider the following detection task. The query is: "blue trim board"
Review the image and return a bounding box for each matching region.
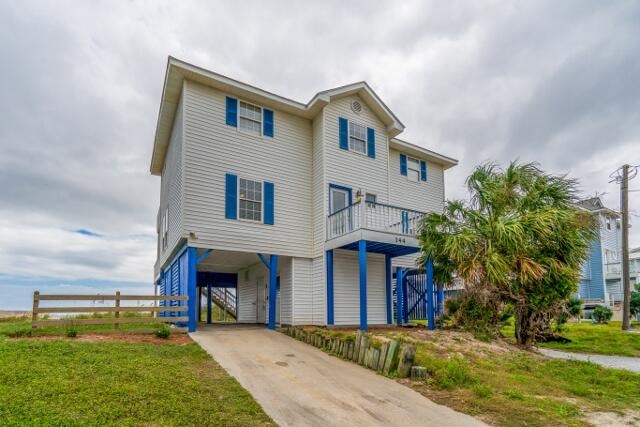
[328,184,353,212]
[197,272,237,288]
[196,249,213,264]
[326,250,335,325]
[426,258,435,331]
[358,240,368,331]
[207,284,212,324]
[339,240,420,257]
[257,253,270,270]
[396,267,405,325]
[268,255,278,330]
[187,247,198,332]
[385,254,392,324]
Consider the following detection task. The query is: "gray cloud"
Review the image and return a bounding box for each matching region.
[0,0,638,300]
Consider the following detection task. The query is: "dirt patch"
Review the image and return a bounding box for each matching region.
[13,332,193,345]
[586,410,640,426]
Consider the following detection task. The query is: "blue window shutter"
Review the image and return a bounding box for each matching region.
[420,160,427,181]
[339,117,348,150]
[400,154,407,176]
[264,181,275,225]
[225,173,237,219]
[226,97,237,127]
[367,127,375,158]
[263,109,274,137]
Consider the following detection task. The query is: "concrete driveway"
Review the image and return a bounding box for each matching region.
[191,325,485,427]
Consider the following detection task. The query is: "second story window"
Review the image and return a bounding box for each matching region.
[606,217,611,230]
[161,207,169,251]
[407,157,420,182]
[239,101,262,135]
[349,122,367,154]
[239,178,262,221]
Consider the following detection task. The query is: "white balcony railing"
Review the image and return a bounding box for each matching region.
[326,200,425,240]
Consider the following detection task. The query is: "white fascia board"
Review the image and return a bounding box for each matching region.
[390,138,458,169]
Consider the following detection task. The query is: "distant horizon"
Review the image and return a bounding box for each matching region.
[0,276,153,311]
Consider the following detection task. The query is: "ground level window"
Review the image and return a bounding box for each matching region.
[407,157,420,182]
[349,121,367,154]
[239,101,262,135]
[239,178,262,221]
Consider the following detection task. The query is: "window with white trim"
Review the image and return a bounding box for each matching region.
[407,156,420,182]
[239,101,262,135]
[349,121,367,154]
[239,178,262,221]
[365,193,377,206]
[161,207,168,251]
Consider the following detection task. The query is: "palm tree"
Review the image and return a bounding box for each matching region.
[419,161,596,346]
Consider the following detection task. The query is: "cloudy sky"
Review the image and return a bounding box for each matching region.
[1,1,639,309]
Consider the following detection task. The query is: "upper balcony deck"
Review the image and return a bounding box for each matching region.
[325,200,425,256]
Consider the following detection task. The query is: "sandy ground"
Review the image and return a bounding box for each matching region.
[191,324,485,427]
[0,311,30,318]
[538,348,640,373]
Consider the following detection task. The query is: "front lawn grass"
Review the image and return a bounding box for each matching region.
[500,320,640,357]
[307,326,640,426]
[0,318,273,426]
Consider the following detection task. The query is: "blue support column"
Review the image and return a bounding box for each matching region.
[326,250,334,325]
[268,255,278,330]
[187,247,198,333]
[396,267,404,325]
[385,254,392,324]
[358,240,367,331]
[426,258,435,330]
[403,274,409,324]
[436,282,444,316]
[206,283,212,324]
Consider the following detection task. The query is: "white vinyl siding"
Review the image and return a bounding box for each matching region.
[323,94,389,225]
[311,256,325,325]
[311,110,326,258]
[292,257,314,325]
[181,80,313,257]
[388,149,445,213]
[279,257,293,325]
[155,91,185,276]
[333,250,386,326]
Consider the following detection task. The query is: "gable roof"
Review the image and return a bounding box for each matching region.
[576,196,620,217]
[150,57,407,175]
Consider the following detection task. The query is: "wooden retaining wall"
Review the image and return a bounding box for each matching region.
[280,327,416,378]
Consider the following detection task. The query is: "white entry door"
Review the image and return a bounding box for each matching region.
[330,187,349,214]
[256,277,267,324]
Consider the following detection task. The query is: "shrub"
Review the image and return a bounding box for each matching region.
[155,326,171,339]
[592,305,613,324]
[66,328,78,338]
[445,290,508,340]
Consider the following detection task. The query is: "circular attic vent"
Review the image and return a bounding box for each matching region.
[351,100,362,114]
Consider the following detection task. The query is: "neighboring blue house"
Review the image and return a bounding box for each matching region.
[576,197,622,308]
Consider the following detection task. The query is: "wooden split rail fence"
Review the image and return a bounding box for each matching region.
[32,291,188,330]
